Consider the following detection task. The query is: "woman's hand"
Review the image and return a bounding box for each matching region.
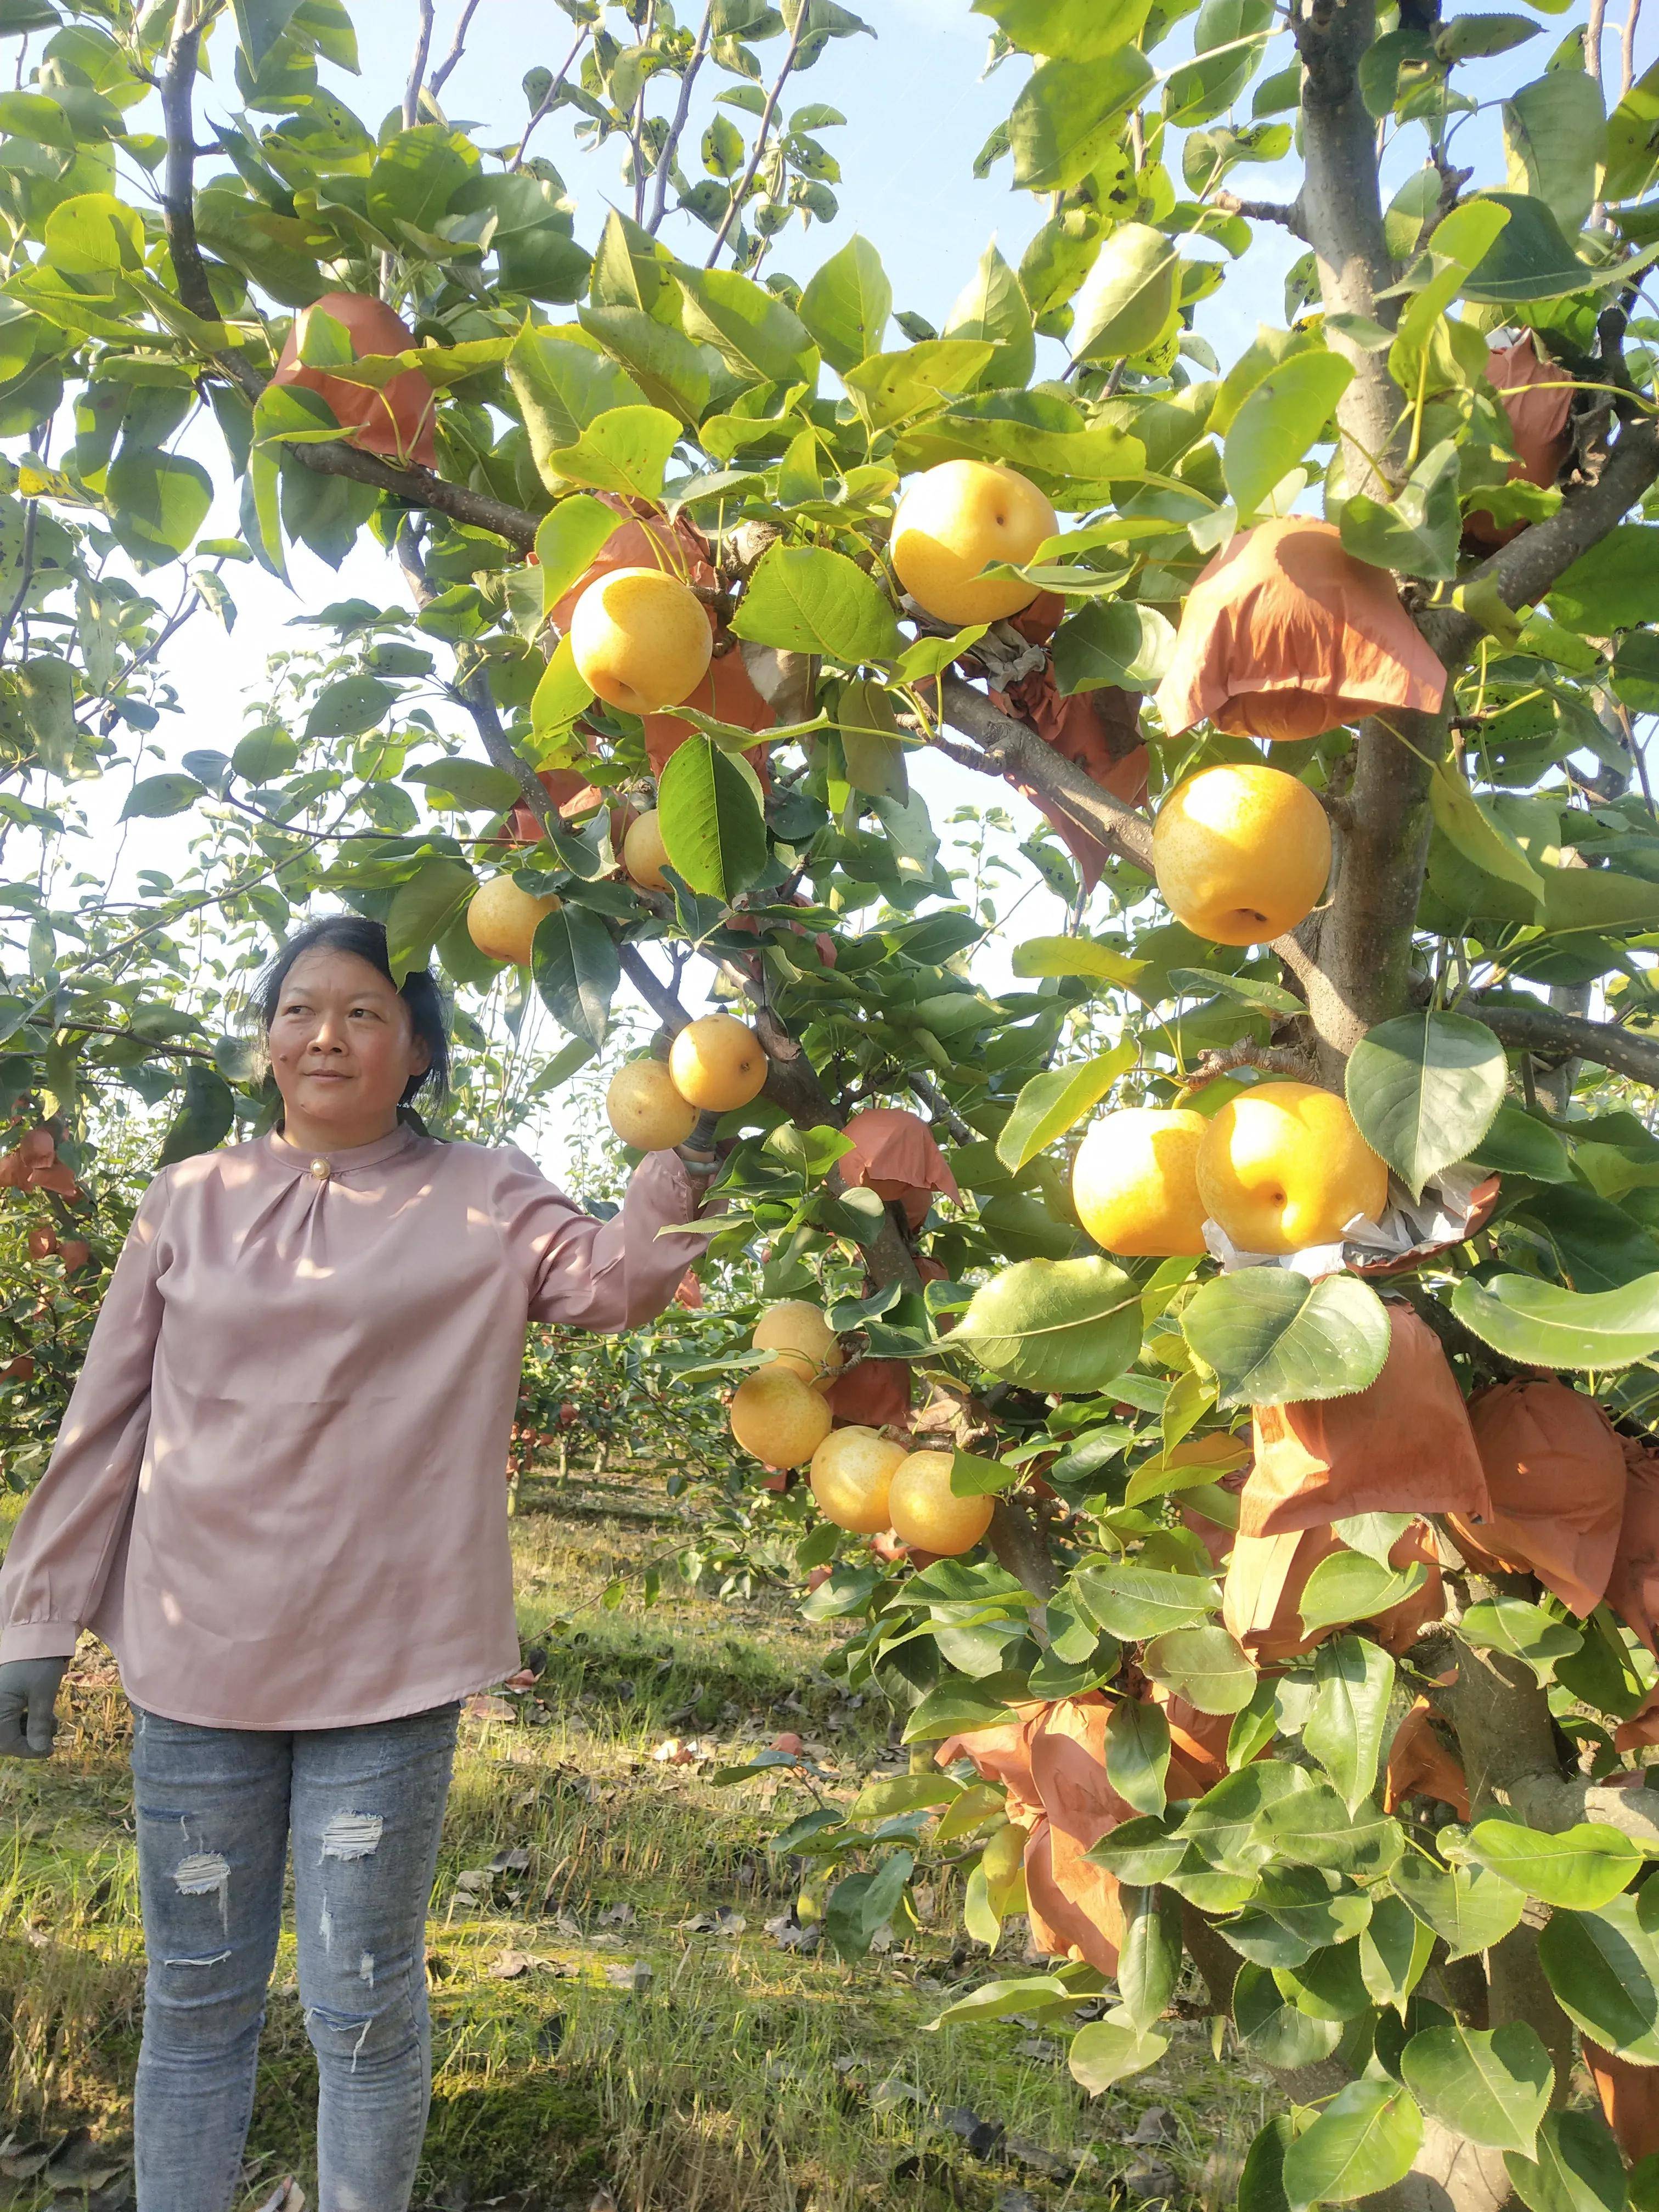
[676,1110,723,1188]
[0,1656,67,1758]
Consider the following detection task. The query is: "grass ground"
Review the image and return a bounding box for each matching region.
[0,1469,1266,2211]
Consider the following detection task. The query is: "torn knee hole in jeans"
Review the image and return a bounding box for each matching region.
[171,1850,231,1933]
[319,1812,383,1861]
[162,1948,233,1969]
[304,2001,403,2073]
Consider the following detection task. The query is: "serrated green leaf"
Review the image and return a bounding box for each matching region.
[1182,1269,1391,1411]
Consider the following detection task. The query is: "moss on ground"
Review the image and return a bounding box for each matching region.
[0,1475,1264,2210]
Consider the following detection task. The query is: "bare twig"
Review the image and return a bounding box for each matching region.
[402,0,437,129]
[704,7,805,266]
[428,0,484,98]
[907,1069,974,1142]
[510,24,590,173]
[1623,0,1644,99]
[1214,191,1308,239]
[650,1,713,235]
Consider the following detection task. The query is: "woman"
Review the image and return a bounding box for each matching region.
[0,913,718,2211]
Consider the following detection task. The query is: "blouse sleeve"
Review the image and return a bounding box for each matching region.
[495,1147,712,1330]
[0,1170,172,1662]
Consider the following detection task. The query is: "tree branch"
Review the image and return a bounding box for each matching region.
[1425,416,1659,673]
[934,675,1155,873]
[161,0,220,329]
[402,0,437,130]
[1214,191,1308,240]
[428,0,484,99]
[1294,0,1404,495]
[1458,994,1659,1089]
[649,1,713,235]
[907,1069,974,1142]
[704,7,805,266]
[510,24,591,173]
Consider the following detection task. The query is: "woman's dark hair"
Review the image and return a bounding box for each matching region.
[254,915,450,1107]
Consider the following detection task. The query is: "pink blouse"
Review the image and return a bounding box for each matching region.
[0,1126,708,1729]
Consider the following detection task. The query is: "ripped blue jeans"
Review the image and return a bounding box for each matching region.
[130,1700,460,2212]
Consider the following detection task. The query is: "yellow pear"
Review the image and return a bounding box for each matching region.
[569,566,712,714]
[606,1059,697,1152]
[466,876,560,966]
[809,1426,907,1533]
[622,808,672,892]
[730,1367,832,1469]
[890,460,1057,625]
[753,1300,844,1385]
[1153,764,1332,947]
[1197,1081,1389,1254]
[668,1014,767,1110]
[981,1818,1030,1887]
[1072,1108,1209,1257]
[887,1450,994,1556]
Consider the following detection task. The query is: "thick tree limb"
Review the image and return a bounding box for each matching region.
[1459,995,1659,1089]
[1214,191,1308,239]
[1294,0,1404,495]
[1305,707,1443,1069]
[935,675,1155,873]
[1426,416,1659,673]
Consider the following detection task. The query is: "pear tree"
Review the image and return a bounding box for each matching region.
[4,0,1659,2202]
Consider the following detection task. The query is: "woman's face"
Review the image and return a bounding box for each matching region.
[266,949,430,1144]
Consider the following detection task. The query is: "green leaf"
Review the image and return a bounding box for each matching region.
[942,240,1035,393]
[404,760,524,812]
[1142,1623,1256,1714]
[1051,601,1175,694]
[539,404,682,501]
[1538,1894,1659,2060]
[957,1255,1143,1391]
[1551,524,1659,630]
[1261,1786,1403,1877]
[1181,1271,1391,1412]
[1339,438,1463,581]
[1298,1550,1426,1637]
[731,543,900,665]
[1011,935,1146,987]
[1464,189,1659,303]
[1394,1855,1528,1962]
[973,0,1155,61]
[306,674,397,741]
[842,340,997,431]
[657,735,768,902]
[1344,1009,1508,1201]
[1069,221,1180,362]
[506,330,645,493]
[947,1446,1019,1497]
[1106,1699,1170,1816]
[1118,1884,1183,2031]
[42,191,143,276]
[106,449,214,569]
[157,1065,236,1166]
[1359,1891,1432,2007]
[1465,1820,1641,1910]
[1430,763,1546,902]
[385,859,473,984]
[924,1973,1075,2028]
[1401,2023,1552,2158]
[1451,1270,1659,1370]
[1074,1561,1217,1641]
[233,726,299,782]
[1305,1634,1395,1808]
[824,1849,913,1961]
[1066,2010,1170,2092]
[529,503,622,627]
[1009,49,1156,191]
[120,773,205,821]
[798,233,891,373]
[1506,2112,1630,2212]
[1282,2080,1423,2207]
[531,905,622,1051]
[578,304,709,428]
[1460,1598,1584,1684]
[1468,1104,1573,1184]
[674,264,820,389]
[1605,53,1659,202]
[1234,1963,1345,2072]
[1503,70,1607,235]
[1223,349,1353,517]
[996,1045,1135,1173]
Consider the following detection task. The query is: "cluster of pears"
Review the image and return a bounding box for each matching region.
[606,1014,769,1152]
[464,805,685,970]
[729,1299,994,1558]
[1073,1084,1387,1258]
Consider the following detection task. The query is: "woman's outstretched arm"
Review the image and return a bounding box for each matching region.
[498,1147,713,1331]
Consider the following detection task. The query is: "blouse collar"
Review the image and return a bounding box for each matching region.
[264,1125,420,1178]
